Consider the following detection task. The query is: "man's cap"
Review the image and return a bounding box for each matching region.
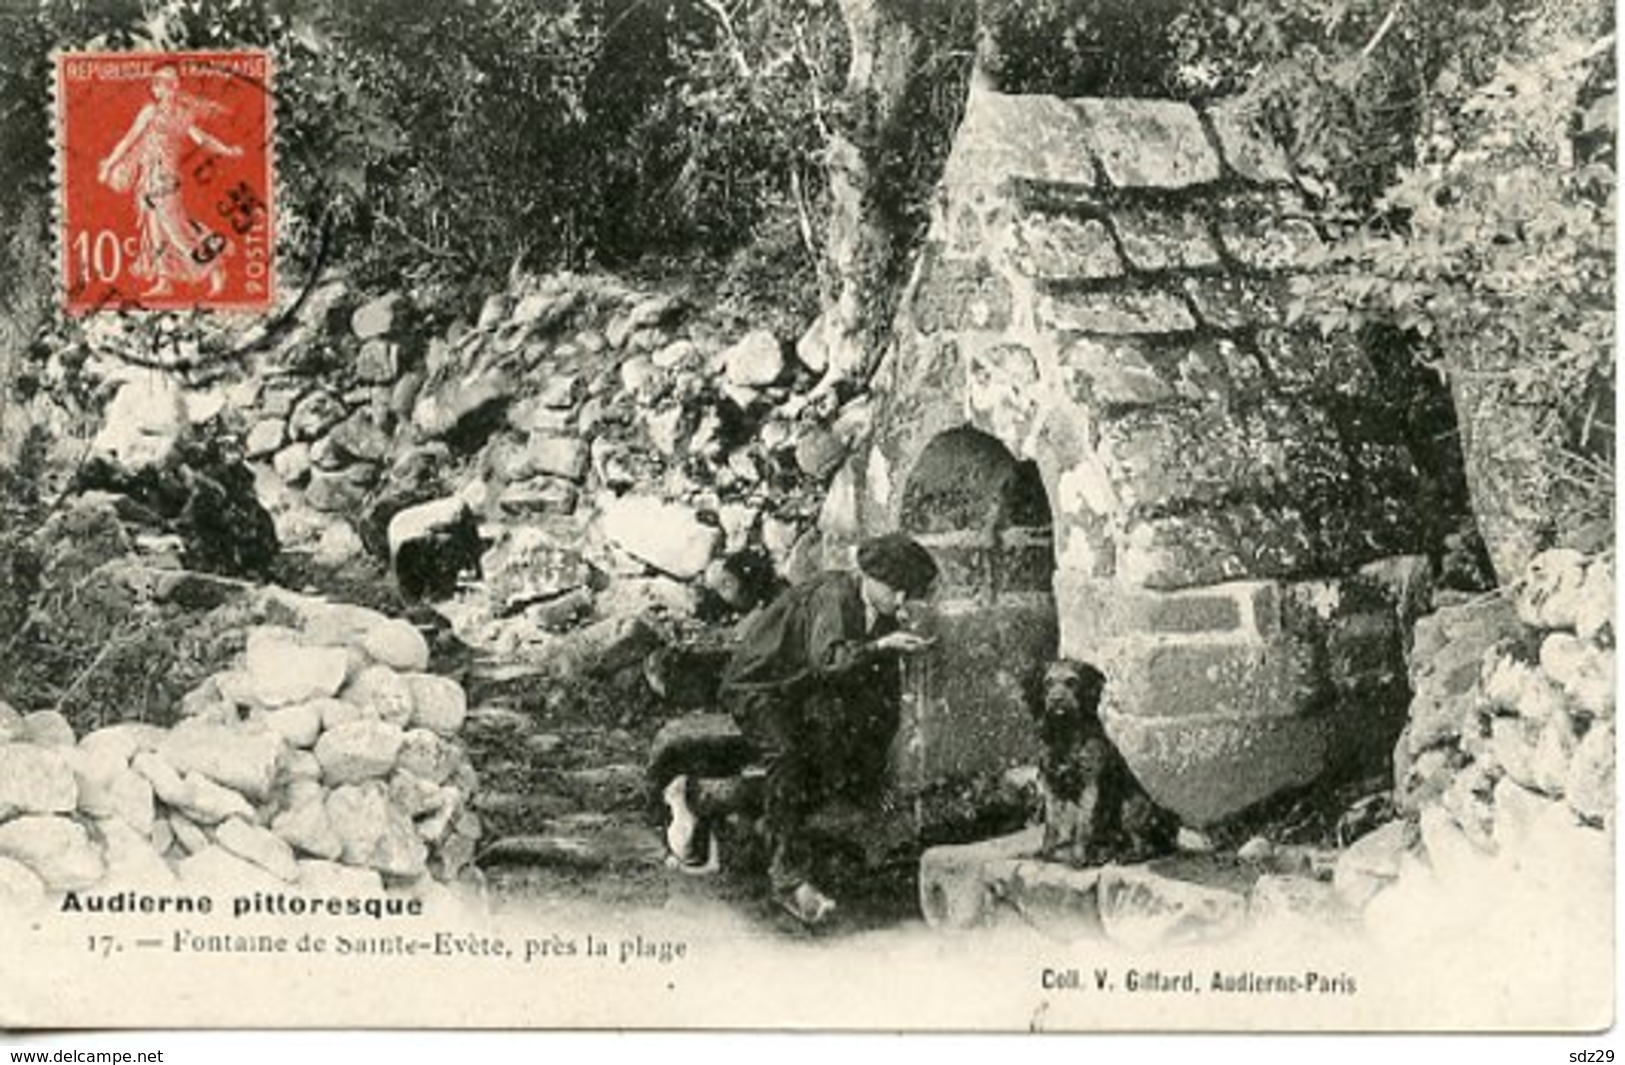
[856,533,939,599]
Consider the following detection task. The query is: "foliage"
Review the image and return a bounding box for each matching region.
[1287,0,1616,530]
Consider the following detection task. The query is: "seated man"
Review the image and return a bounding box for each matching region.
[665,533,939,926]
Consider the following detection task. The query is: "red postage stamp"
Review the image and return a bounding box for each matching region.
[54,50,275,315]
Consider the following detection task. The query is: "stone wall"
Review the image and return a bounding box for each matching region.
[234,272,852,665]
[0,591,479,909]
[826,88,1459,823]
[1338,548,1613,958]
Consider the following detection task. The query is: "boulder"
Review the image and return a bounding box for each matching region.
[1333,820,1411,910]
[263,702,324,749]
[405,674,467,736]
[22,711,76,749]
[272,442,313,486]
[105,770,155,836]
[0,815,105,891]
[304,464,379,514]
[352,292,405,340]
[527,436,589,482]
[272,798,344,861]
[343,665,416,726]
[245,418,287,459]
[325,782,427,877]
[159,719,282,800]
[356,339,401,384]
[130,751,190,807]
[601,496,722,579]
[1565,723,1614,824]
[315,721,405,785]
[361,619,431,672]
[1539,633,1613,719]
[0,744,79,817]
[722,330,785,387]
[216,816,300,882]
[1515,548,1589,631]
[176,772,257,825]
[288,391,347,441]
[397,729,462,786]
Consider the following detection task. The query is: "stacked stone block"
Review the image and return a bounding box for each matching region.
[0,591,480,911]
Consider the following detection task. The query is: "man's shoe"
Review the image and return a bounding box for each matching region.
[777,881,837,927]
[662,775,719,875]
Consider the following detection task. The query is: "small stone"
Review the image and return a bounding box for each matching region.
[1236,836,1275,863]
[794,428,846,479]
[1565,722,1614,824]
[131,750,190,806]
[272,797,344,860]
[1516,548,1589,630]
[397,730,461,785]
[0,744,78,817]
[1575,556,1614,643]
[650,340,697,371]
[169,815,210,855]
[263,702,324,749]
[356,339,400,384]
[246,626,350,706]
[288,391,347,441]
[618,354,660,394]
[314,697,372,731]
[106,770,155,836]
[325,781,426,877]
[22,711,75,749]
[1176,827,1214,852]
[342,664,416,726]
[528,436,589,482]
[246,418,287,459]
[159,719,282,800]
[352,292,404,340]
[79,723,163,763]
[388,770,445,818]
[405,674,467,736]
[361,619,431,672]
[0,815,105,891]
[723,330,785,387]
[1333,820,1411,910]
[1540,633,1614,718]
[177,772,256,825]
[273,442,313,486]
[216,816,300,882]
[316,720,406,785]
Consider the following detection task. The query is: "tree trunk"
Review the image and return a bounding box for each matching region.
[805,0,926,398]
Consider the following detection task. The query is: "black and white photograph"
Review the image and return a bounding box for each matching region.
[0,0,1615,1042]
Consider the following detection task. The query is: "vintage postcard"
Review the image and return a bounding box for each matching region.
[0,0,1614,1035]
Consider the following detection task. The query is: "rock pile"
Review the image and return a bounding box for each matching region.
[1338,547,1613,935]
[241,272,850,663]
[0,591,480,910]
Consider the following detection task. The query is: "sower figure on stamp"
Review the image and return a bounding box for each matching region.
[97,65,243,299]
[665,533,939,927]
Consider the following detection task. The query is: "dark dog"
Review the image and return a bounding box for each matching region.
[1032,660,1177,867]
